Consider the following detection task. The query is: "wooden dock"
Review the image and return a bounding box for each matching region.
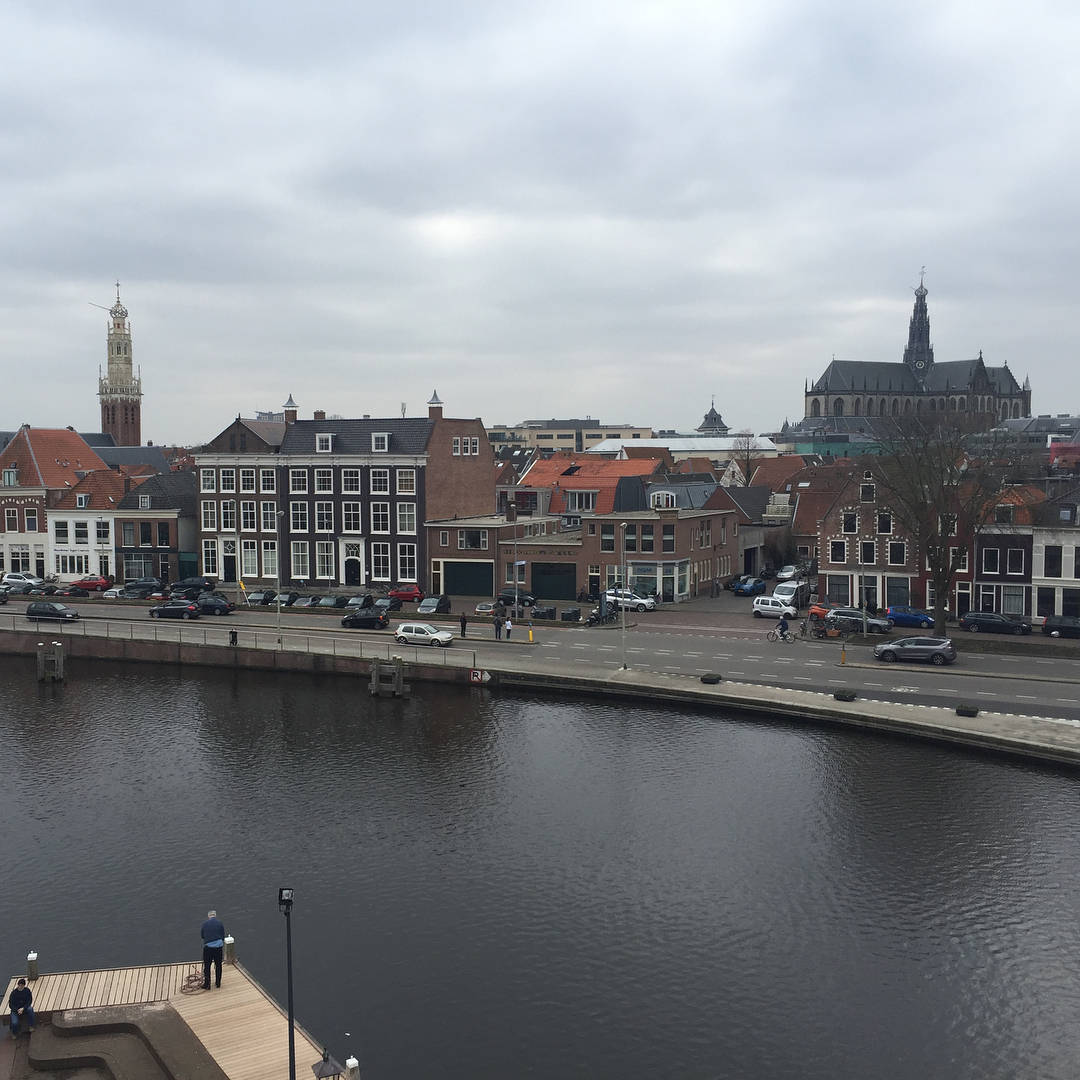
[3,960,329,1080]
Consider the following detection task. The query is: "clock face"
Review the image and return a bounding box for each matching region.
[916,361,926,370]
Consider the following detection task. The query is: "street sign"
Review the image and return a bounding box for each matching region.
[470,669,492,684]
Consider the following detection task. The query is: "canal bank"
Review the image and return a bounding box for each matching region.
[2,626,1078,768]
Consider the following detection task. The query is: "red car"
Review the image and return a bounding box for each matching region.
[387,584,425,603]
[73,576,111,592]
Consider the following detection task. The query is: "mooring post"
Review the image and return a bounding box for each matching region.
[36,642,46,681]
[27,951,38,981]
[53,640,64,681]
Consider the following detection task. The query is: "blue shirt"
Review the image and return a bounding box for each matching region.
[201,917,226,948]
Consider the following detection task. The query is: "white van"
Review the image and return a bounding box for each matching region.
[772,580,810,608]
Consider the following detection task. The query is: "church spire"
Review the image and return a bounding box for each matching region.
[902,270,934,381]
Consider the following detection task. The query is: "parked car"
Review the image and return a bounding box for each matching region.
[196,595,235,616]
[1042,614,1080,639]
[172,576,217,593]
[394,622,454,647]
[341,610,390,630]
[374,596,403,614]
[291,596,319,608]
[885,605,935,629]
[752,595,798,619]
[119,585,157,599]
[808,600,841,620]
[127,576,162,589]
[959,611,1032,635]
[874,637,957,665]
[246,589,277,606]
[776,565,806,582]
[53,585,90,597]
[72,576,110,592]
[824,607,892,634]
[724,574,754,591]
[0,590,7,605]
[3,572,44,591]
[28,583,61,595]
[346,594,374,609]
[474,601,498,616]
[279,592,301,607]
[150,600,201,619]
[388,584,425,603]
[317,595,349,609]
[26,601,79,621]
[102,586,124,598]
[604,589,656,612]
[733,577,766,596]
[497,589,536,607]
[417,594,452,615]
[170,586,207,601]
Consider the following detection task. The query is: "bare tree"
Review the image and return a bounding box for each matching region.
[872,417,1018,635]
[731,431,763,487]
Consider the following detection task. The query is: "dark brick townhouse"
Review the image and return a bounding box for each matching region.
[115,471,199,584]
[195,398,492,590]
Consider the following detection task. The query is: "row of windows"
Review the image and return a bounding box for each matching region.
[811,396,1023,420]
[829,539,908,566]
[3,507,39,532]
[452,438,481,456]
[840,511,893,534]
[203,538,418,583]
[199,467,416,495]
[1041,546,1080,579]
[200,501,417,535]
[981,547,1026,575]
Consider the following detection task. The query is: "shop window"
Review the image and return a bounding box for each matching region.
[1001,585,1025,615]
[1037,586,1056,618]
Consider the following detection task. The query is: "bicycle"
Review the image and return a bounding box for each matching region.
[766,628,796,643]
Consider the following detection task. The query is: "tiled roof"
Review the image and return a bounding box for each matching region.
[719,485,773,524]
[241,419,288,447]
[1,428,108,490]
[748,455,806,491]
[53,469,136,510]
[116,470,198,515]
[280,418,434,455]
[519,454,663,488]
[676,457,718,476]
[93,445,170,473]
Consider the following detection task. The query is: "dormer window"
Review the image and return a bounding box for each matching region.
[316,434,333,453]
[76,494,89,508]
[651,491,677,509]
[2,468,16,486]
[372,433,389,452]
[139,495,151,509]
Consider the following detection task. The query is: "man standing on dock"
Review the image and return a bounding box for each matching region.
[201,910,226,990]
[8,978,33,1036]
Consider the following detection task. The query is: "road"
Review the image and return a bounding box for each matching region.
[6,599,1079,723]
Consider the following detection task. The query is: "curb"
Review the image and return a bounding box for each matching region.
[835,660,1080,686]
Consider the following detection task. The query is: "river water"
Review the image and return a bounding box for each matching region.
[2,655,1079,1079]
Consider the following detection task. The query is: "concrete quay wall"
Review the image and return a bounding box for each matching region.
[2,628,1079,769]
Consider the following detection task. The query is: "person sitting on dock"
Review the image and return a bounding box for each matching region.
[9,978,34,1036]
[200,910,226,990]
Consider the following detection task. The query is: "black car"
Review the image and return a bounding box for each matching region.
[119,585,158,599]
[958,611,1032,635]
[28,583,61,595]
[149,600,201,619]
[1042,614,1080,639]
[170,586,206,601]
[279,592,301,607]
[128,576,162,589]
[172,576,217,592]
[53,585,90,597]
[346,594,374,609]
[26,601,80,621]
[246,589,277,606]
[341,610,390,630]
[196,595,235,616]
[497,590,536,607]
[373,596,402,613]
[417,594,452,615]
[317,595,349,609]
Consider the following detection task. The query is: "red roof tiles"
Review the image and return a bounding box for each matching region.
[1,428,108,490]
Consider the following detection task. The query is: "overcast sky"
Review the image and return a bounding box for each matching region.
[2,0,1078,445]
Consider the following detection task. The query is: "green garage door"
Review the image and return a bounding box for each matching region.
[532,562,577,600]
[443,560,494,597]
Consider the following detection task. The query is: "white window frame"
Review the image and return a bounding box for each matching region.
[76,493,90,508]
[240,501,257,531]
[830,539,847,563]
[260,469,276,493]
[372,433,389,452]
[371,502,390,533]
[261,502,278,532]
[203,538,218,575]
[316,540,335,579]
[262,540,278,578]
[397,543,417,582]
[240,468,256,492]
[397,502,416,534]
[314,468,333,493]
[241,539,258,577]
[371,542,391,580]
[315,502,334,532]
[396,469,416,494]
[342,468,361,493]
[291,502,308,532]
[370,469,390,494]
[316,433,333,453]
[888,541,907,566]
[452,437,461,456]
[201,501,217,531]
[291,541,310,579]
[342,502,362,532]
[289,469,308,493]
[200,468,216,493]
[220,468,236,493]
[982,547,1000,574]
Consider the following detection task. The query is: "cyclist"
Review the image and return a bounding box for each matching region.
[777,615,790,639]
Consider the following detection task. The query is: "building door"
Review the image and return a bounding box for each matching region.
[345,559,361,587]
[35,551,45,579]
[857,574,879,612]
[443,560,494,597]
[955,582,971,617]
[532,562,577,600]
[223,555,237,583]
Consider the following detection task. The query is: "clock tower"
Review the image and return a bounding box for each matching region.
[98,284,143,446]
[902,276,934,384]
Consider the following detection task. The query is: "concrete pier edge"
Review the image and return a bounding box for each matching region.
[2,627,1078,769]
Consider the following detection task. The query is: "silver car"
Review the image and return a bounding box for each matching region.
[874,637,956,665]
[394,622,454,647]
[604,589,656,612]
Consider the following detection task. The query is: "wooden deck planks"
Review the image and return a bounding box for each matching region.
[4,962,323,1080]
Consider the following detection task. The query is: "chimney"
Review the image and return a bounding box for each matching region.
[283,394,298,424]
[313,410,326,421]
[123,476,132,494]
[428,390,444,420]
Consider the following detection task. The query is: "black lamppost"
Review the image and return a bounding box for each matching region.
[279,887,296,1080]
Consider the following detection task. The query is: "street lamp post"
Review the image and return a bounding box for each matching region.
[620,522,628,670]
[276,510,286,647]
[278,887,296,1080]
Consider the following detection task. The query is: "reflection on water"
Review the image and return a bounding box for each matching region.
[2,655,1079,1079]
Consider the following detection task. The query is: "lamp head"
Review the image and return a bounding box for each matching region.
[278,887,294,911]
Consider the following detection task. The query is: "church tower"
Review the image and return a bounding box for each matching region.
[902,275,934,384]
[98,284,143,446]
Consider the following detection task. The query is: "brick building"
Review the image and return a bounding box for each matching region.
[115,472,199,584]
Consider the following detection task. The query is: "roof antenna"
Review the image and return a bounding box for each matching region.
[401,402,407,417]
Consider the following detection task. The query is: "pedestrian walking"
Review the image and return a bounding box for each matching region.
[504,617,513,640]
[460,612,468,639]
[494,615,503,640]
